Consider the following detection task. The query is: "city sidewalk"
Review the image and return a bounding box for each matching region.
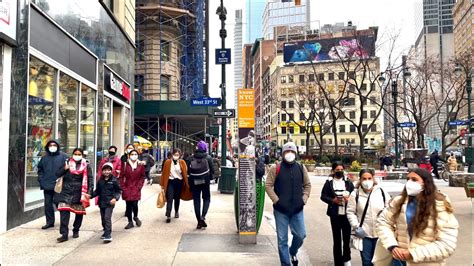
[0,183,311,265]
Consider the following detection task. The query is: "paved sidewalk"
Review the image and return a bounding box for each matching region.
[0,183,311,265]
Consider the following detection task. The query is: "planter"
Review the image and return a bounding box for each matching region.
[304,164,315,173]
[346,172,359,182]
[315,167,331,176]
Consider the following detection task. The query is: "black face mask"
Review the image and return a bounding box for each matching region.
[334,171,344,178]
[108,151,116,156]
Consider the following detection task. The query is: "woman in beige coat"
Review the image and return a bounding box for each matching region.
[446,153,457,171]
[376,168,458,266]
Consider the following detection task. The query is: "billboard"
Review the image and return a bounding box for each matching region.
[283,35,376,63]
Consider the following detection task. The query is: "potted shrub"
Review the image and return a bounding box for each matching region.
[301,159,316,172]
[347,160,362,182]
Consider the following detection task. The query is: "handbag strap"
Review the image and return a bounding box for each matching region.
[359,189,373,227]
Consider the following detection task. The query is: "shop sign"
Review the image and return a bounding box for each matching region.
[105,68,131,102]
[0,0,17,45]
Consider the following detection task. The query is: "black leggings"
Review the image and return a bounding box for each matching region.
[166,179,183,216]
[191,184,211,222]
[330,215,352,266]
[125,200,139,222]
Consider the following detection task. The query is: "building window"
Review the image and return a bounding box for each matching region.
[361,97,367,106]
[341,138,345,144]
[160,40,170,62]
[362,124,368,132]
[328,139,333,144]
[361,83,367,91]
[289,75,294,83]
[347,98,356,106]
[349,71,355,79]
[362,111,367,119]
[364,138,369,145]
[289,127,294,134]
[328,72,334,80]
[370,110,376,118]
[26,56,57,208]
[299,112,305,120]
[370,83,376,91]
[299,101,305,108]
[289,113,294,121]
[318,73,325,81]
[289,101,294,108]
[136,40,145,61]
[349,84,355,92]
[338,72,345,80]
[281,101,286,109]
[311,139,315,146]
[339,125,346,133]
[350,125,356,132]
[301,139,305,146]
[160,75,170,100]
[281,76,287,83]
[371,124,377,132]
[281,127,287,134]
[308,74,315,82]
[299,74,305,83]
[370,96,377,105]
[282,113,287,121]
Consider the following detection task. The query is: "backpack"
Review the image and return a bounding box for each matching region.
[189,157,210,177]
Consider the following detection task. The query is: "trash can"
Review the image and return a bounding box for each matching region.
[218,166,237,194]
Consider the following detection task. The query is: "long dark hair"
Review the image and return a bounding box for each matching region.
[392,168,453,237]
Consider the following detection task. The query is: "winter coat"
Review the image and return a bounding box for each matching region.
[160,159,192,200]
[320,178,355,217]
[139,152,155,172]
[347,185,391,238]
[120,161,145,201]
[97,155,122,179]
[265,162,312,215]
[92,176,122,208]
[187,151,214,186]
[212,158,221,178]
[37,140,69,191]
[447,156,457,171]
[376,194,459,265]
[55,161,93,205]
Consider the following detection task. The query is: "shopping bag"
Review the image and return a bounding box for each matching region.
[54,177,63,193]
[350,235,364,251]
[156,190,166,208]
[372,238,393,266]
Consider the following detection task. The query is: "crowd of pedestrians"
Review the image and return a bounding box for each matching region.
[37,139,459,266]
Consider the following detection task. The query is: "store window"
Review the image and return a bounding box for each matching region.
[80,84,96,170]
[124,108,130,146]
[58,73,79,155]
[97,97,111,167]
[25,56,57,208]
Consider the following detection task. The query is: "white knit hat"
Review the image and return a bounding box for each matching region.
[282,142,297,153]
[102,162,114,170]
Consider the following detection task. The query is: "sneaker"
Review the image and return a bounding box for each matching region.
[134,217,142,227]
[166,217,171,223]
[42,224,54,230]
[291,256,298,266]
[201,218,207,228]
[291,255,298,266]
[72,232,79,238]
[103,236,113,243]
[100,235,105,240]
[174,212,179,218]
[124,222,134,230]
[57,236,68,243]
[196,221,203,230]
[344,261,351,266]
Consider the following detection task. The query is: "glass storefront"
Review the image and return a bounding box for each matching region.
[24,55,98,209]
[97,96,111,168]
[25,56,56,208]
[58,73,79,155]
[124,107,130,146]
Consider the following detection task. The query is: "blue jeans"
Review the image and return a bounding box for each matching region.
[274,209,306,266]
[392,260,407,266]
[360,237,378,266]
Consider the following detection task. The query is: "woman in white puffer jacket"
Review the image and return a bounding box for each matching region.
[347,169,391,266]
[376,168,459,266]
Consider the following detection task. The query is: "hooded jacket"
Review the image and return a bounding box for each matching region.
[37,140,69,191]
[376,194,459,265]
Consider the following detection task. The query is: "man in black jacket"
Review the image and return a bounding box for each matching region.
[92,163,122,242]
[429,150,445,179]
[37,140,69,229]
[265,142,312,266]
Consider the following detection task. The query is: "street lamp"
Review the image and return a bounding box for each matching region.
[216,0,227,166]
[454,64,473,172]
[379,62,411,168]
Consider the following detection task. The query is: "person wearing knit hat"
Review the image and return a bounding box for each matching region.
[265,141,312,265]
[92,162,122,243]
[188,140,214,229]
[376,168,459,265]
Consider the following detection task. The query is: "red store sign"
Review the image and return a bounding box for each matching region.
[105,68,131,102]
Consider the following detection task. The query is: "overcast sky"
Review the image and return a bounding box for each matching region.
[208,0,418,108]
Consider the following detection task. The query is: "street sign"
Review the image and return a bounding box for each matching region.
[213,108,235,118]
[191,97,221,106]
[398,122,416,128]
[465,133,474,137]
[215,48,231,64]
[448,120,469,126]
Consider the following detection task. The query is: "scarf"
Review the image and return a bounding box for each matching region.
[69,158,90,208]
[128,159,138,170]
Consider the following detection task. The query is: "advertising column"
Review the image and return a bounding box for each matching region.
[237,89,256,244]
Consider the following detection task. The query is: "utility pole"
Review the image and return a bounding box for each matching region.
[392,81,399,168]
[217,0,227,166]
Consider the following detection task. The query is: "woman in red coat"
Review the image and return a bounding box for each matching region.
[120,149,145,229]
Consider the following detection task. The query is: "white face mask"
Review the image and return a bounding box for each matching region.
[73,155,82,162]
[48,146,58,153]
[284,152,296,163]
[405,180,424,196]
[130,155,138,161]
[361,180,374,190]
[173,155,180,160]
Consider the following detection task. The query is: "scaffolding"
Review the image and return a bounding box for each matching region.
[135,0,206,100]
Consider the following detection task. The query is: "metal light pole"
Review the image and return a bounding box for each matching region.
[217,0,227,166]
[392,80,399,168]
